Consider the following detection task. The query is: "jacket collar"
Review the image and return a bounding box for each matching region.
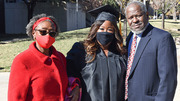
[29,41,60,64]
[129,24,154,76]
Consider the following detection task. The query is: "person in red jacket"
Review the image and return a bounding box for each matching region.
[8,14,79,101]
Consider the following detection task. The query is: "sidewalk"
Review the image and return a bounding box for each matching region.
[0,45,180,101]
[0,72,9,101]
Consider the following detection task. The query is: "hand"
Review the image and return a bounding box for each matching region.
[69,86,80,101]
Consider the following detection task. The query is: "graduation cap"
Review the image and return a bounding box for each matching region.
[88,5,125,23]
[88,5,125,41]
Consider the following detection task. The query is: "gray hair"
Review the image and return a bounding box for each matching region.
[26,13,60,39]
[125,1,147,17]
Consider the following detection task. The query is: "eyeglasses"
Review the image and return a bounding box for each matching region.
[35,29,57,37]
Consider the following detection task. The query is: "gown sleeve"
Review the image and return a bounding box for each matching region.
[66,42,92,101]
[66,42,86,78]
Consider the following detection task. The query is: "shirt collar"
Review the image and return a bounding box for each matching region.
[29,41,60,63]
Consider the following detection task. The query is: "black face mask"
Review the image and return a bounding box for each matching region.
[96,32,114,46]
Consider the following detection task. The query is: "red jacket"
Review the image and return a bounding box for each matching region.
[8,41,68,101]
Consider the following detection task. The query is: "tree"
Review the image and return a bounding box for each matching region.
[0,0,5,34]
[74,0,119,12]
[152,0,180,29]
[102,0,119,7]
[77,0,129,38]
[115,0,130,40]
[172,0,180,21]
[22,0,37,22]
[22,0,64,22]
[77,0,103,11]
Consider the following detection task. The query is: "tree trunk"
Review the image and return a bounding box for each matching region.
[145,0,150,11]
[27,5,34,22]
[23,0,36,23]
[156,10,158,19]
[123,19,127,40]
[173,6,177,21]
[162,0,165,29]
[0,0,5,35]
[123,1,128,41]
[162,13,165,29]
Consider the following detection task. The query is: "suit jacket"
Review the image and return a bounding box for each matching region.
[126,24,177,101]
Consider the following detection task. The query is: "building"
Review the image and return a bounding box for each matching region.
[1,0,86,35]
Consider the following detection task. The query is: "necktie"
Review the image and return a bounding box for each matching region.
[125,35,137,100]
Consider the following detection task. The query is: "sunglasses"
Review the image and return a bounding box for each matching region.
[35,29,57,37]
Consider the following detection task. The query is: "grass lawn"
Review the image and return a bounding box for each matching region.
[0,19,180,72]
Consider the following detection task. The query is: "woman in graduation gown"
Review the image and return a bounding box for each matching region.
[66,5,127,101]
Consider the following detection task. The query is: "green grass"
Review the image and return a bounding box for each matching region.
[54,28,89,54]
[149,19,180,37]
[0,20,179,72]
[0,28,89,72]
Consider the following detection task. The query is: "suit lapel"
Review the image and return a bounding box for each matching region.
[129,24,154,77]
[126,32,133,48]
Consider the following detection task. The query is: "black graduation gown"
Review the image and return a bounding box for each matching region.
[66,42,126,101]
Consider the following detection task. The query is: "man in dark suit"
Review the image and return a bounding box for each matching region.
[125,1,177,101]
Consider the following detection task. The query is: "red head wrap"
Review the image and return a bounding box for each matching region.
[32,17,57,30]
